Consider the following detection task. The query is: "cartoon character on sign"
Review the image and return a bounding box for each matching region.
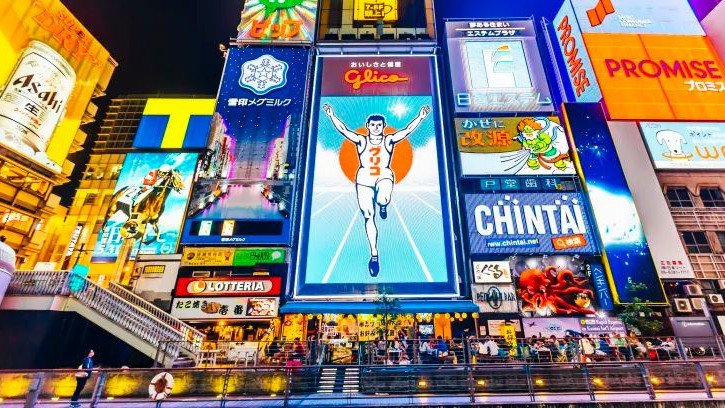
[516,117,571,172]
[322,103,431,277]
[517,266,594,316]
[655,130,693,161]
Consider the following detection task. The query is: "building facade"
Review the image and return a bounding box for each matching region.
[0,0,116,267]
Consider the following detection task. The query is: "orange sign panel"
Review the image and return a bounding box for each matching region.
[583,33,725,120]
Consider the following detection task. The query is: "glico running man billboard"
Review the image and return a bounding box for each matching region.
[181,47,310,245]
[295,55,458,298]
[91,152,198,262]
[564,103,667,305]
[465,192,597,255]
[445,19,554,113]
[456,116,575,176]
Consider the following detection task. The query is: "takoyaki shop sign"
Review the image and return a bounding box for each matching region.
[171,297,279,320]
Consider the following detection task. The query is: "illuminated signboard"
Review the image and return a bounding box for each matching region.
[171,297,279,320]
[552,0,603,102]
[0,0,113,173]
[564,103,667,305]
[583,33,725,121]
[295,54,458,298]
[472,284,518,314]
[175,276,282,297]
[455,116,575,176]
[353,0,398,22]
[522,317,581,338]
[237,0,318,43]
[91,152,198,262]
[570,0,704,35]
[180,247,287,267]
[181,47,310,245]
[133,98,215,149]
[510,255,597,317]
[445,19,553,113]
[464,192,597,255]
[472,261,512,284]
[640,121,725,169]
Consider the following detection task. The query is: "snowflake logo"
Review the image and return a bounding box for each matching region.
[239,54,289,95]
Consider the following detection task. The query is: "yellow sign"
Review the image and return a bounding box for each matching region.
[180,247,235,267]
[0,0,113,174]
[353,0,398,22]
[142,99,215,149]
[500,324,518,356]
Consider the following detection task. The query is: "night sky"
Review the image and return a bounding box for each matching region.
[55,0,242,204]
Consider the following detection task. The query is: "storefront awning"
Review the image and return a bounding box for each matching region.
[279,301,479,314]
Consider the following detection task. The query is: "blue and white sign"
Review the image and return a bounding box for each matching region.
[570,0,704,35]
[640,121,725,170]
[465,192,597,255]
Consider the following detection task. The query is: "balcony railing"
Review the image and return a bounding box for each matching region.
[690,254,725,279]
[671,208,725,231]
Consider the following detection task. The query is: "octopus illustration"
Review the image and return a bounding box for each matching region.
[517,266,595,316]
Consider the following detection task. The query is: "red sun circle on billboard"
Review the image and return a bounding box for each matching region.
[338,126,413,184]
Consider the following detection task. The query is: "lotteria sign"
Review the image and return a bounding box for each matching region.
[175,276,282,297]
[464,193,597,255]
[583,33,725,120]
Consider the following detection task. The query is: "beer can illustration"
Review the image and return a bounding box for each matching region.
[0,40,76,171]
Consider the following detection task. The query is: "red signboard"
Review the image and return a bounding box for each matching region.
[175,276,282,297]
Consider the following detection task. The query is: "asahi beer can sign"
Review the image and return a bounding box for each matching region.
[0,41,75,173]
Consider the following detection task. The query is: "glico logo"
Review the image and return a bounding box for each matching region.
[586,0,615,27]
[604,59,723,79]
[556,16,592,98]
[344,68,409,90]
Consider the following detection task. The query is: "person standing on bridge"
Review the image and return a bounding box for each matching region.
[70,349,94,407]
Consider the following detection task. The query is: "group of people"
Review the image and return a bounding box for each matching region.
[524,333,678,362]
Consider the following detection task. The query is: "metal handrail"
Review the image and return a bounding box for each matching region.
[6,270,199,362]
[4,361,725,406]
[107,282,204,353]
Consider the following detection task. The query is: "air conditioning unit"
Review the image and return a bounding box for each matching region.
[717,280,725,290]
[685,284,703,296]
[691,298,706,310]
[674,298,693,313]
[708,294,725,304]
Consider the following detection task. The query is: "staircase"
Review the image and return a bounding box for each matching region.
[2,270,204,366]
[317,366,360,394]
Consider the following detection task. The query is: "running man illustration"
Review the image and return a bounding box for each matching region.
[322,103,431,277]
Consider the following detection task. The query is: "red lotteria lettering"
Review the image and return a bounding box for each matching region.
[604,59,723,79]
[556,15,591,98]
[344,68,409,90]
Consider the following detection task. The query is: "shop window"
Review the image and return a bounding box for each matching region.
[682,231,712,254]
[666,187,693,208]
[717,232,725,249]
[83,194,97,206]
[701,187,725,208]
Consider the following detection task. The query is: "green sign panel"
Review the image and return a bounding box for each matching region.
[232,248,286,267]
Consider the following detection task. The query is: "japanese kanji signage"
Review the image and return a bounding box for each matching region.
[181,47,310,245]
[353,0,398,22]
[180,247,287,267]
[455,117,575,176]
[237,0,318,43]
[171,297,279,320]
[445,19,554,113]
[472,261,512,284]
